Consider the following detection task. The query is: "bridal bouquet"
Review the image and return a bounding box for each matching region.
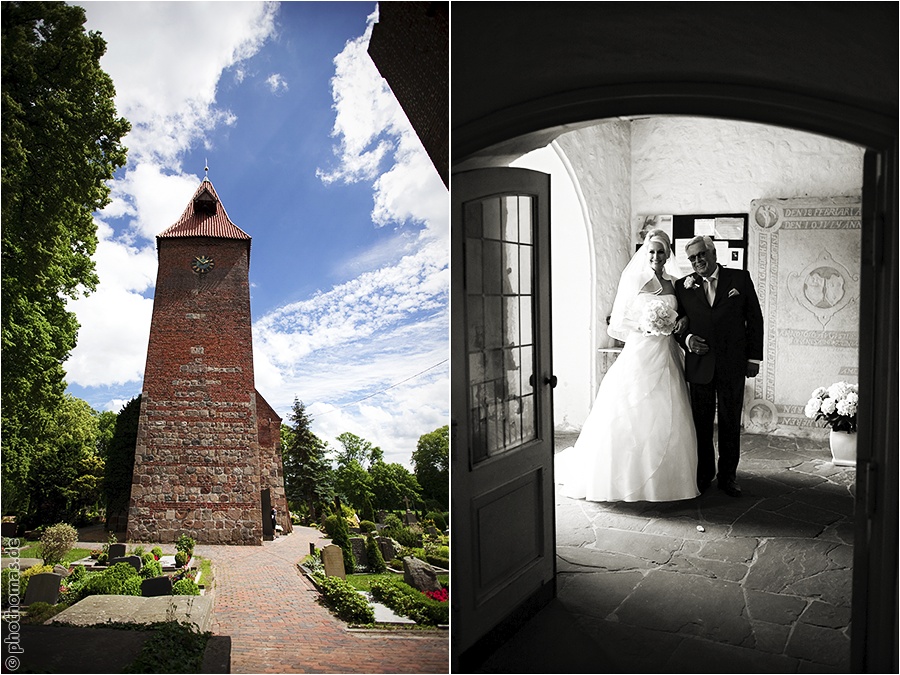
[639,298,678,336]
[804,381,858,433]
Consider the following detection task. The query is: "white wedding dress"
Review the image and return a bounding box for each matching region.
[556,293,700,502]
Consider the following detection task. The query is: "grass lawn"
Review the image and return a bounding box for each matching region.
[1,541,92,565]
[344,572,449,592]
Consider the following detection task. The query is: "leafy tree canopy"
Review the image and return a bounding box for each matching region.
[412,425,449,509]
[334,431,382,470]
[369,461,421,511]
[1,1,130,515]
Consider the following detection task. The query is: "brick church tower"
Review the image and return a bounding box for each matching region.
[126,177,291,545]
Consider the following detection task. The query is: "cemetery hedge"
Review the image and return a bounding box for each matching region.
[315,574,375,625]
[370,576,448,626]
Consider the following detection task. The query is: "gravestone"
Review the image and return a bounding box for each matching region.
[426,525,439,536]
[376,510,387,524]
[110,555,142,573]
[349,537,368,570]
[141,576,174,597]
[321,544,345,579]
[403,510,418,526]
[108,543,126,559]
[52,564,70,578]
[402,556,440,593]
[376,536,397,563]
[23,572,62,606]
[1,521,17,538]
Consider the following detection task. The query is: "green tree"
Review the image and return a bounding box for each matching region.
[1,2,130,515]
[94,410,118,459]
[334,432,382,470]
[27,395,103,526]
[103,396,141,528]
[333,459,374,520]
[412,426,449,510]
[369,461,421,512]
[282,399,332,522]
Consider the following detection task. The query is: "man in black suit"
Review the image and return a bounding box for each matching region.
[674,235,764,497]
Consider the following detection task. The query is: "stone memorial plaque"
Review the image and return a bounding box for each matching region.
[23,572,62,606]
[321,544,345,579]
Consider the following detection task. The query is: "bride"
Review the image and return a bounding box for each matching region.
[556,229,699,502]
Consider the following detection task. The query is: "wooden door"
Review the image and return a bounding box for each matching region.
[450,168,555,669]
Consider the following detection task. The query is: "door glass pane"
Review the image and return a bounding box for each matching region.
[464,194,537,463]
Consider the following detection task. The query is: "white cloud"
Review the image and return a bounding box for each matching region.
[83,1,278,168]
[67,3,280,391]
[266,73,288,94]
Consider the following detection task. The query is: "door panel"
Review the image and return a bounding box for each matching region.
[451,168,554,665]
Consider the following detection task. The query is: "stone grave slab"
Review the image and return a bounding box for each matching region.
[23,572,62,606]
[48,594,213,631]
[376,536,397,562]
[109,555,142,573]
[107,543,126,559]
[321,544,345,579]
[141,575,173,597]
[349,537,368,570]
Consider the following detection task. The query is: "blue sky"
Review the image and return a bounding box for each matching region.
[65,2,449,467]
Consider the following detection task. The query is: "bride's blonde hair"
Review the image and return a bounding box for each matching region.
[644,228,672,256]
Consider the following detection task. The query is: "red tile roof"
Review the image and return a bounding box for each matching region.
[157,178,251,241]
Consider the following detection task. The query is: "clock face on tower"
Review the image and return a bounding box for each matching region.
[191,255,214,274]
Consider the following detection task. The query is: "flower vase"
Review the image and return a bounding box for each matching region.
[829,429,857,467]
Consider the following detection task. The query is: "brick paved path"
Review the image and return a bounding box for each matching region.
[195,526,449,674]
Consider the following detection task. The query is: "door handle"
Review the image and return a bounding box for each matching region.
[544,375,558,388]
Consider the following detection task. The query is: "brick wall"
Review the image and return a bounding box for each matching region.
[127,236,264,545]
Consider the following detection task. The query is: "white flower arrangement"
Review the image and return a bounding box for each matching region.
[683,276,697,290]
[639,298,678,336]
[804,381,858,433]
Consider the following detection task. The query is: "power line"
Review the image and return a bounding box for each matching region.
[314,359,448,415]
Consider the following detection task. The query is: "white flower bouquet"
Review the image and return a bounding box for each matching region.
[804,381,858,433]
[638,298,678,336]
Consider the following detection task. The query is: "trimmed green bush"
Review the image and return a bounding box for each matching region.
[172,578,200,596]
[23,601,66,624]
[359,520,376,534]
[316,574,374,625]
[175,534,195,557]
[39,523,78,566]
[151,547,163,560]
[174,550,188,568]
[322,514,340,538]
[365,534,386,574]
[140,559,163,579]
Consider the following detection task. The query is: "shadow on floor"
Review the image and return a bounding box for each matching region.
[474,432,854,674]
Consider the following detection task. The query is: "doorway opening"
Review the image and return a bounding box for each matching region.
[465,115,865,672]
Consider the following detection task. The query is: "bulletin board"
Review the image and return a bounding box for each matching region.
[637,213,748,278]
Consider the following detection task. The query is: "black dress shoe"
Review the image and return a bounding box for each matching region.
[697,478,712,493]
[718,480,742,498]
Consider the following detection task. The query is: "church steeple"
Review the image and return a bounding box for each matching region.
[157,179,251,242]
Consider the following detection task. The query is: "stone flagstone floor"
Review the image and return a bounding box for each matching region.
[476,432,855,674]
